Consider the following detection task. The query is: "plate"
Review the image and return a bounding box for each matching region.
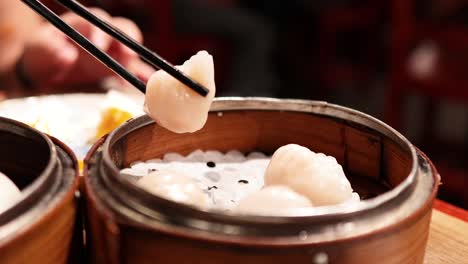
[0,92,143,159]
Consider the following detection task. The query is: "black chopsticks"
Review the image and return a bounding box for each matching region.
[56,0,209,97]
[20,0,209,97]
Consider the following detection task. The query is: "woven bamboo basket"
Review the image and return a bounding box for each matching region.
[0,117,81,264]
[84,98,440,264]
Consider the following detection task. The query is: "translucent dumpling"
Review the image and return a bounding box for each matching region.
[144,51,215,133]
[264,144,353,206]
[234,185,312,215]
[137,169,209,208]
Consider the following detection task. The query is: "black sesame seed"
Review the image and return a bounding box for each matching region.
[206,161,216,168]
[238,180,248,184]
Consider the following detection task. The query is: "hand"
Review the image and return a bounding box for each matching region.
[19,8,154,92]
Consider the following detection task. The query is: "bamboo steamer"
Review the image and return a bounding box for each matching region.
[0,117,81,264]
[84,98,440,264]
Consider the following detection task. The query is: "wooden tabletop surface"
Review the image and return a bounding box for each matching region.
[425,200,468,264]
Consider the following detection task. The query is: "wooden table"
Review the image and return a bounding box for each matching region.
[425,200,468,263]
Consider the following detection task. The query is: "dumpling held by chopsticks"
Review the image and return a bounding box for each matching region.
[144,51,216,133]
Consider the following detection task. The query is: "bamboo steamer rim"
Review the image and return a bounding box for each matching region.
[0,116,76,242]
[88,97,436,244]
[103,98,418,218]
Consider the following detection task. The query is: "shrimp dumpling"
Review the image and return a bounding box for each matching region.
[265,144,353,206]
[137,169,209,208]
[234,185,312,215]
[0,171,21,214]
[145,50,216,133]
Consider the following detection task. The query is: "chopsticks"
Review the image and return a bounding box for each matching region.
[56,0,209,97]
[20,0,209,97]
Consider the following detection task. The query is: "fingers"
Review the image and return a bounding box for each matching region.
[62,8,113,51]
[128,59,155,84]
[106,17,143,67]
[22,7,147,88]
[21,25,79,85]
[71,14,145,81]
[112,17,143,44]
[63,8,118,79]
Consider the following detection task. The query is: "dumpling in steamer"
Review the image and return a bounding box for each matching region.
[234,185,312,215]
[144,51,216,133]
[137,169,209,208]
[0,171,21,214]
[265,144,353,206]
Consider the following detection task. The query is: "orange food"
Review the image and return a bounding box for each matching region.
[95,107,132,140]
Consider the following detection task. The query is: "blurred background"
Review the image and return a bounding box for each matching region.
[41,0,468,208]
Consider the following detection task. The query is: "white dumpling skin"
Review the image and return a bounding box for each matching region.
[234,185,312,215]
[264,144,353,206]
[137,169,209,208]
[0,171,21,214]
[144,50,216,133]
